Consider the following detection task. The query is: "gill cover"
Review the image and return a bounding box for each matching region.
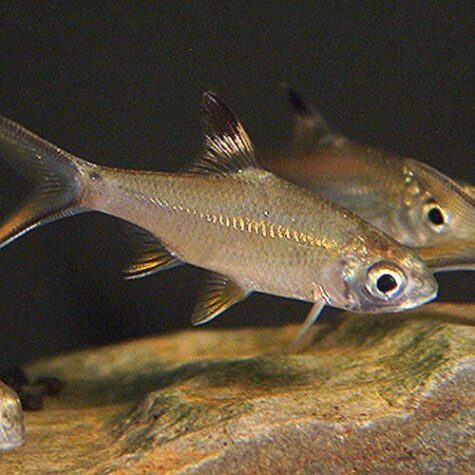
[284,88,475,272]
[403,159,475,270]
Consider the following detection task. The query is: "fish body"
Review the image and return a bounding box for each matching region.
[0,93,437,347]
[92,168,346,302]
[266,139,407,236]
[91,167,419,306]
[263,89,475,271]
[0,380,24,450]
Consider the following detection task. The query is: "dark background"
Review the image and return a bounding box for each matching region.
[0,2,473,367]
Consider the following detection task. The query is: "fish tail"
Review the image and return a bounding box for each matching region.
[0,114,96,249]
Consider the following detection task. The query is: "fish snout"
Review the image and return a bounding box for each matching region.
[410,268,438,306]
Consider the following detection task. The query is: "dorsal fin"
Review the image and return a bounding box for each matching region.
[187,92,260,175]
[191,272,248,325]
[286,87,334,151]
[122,223,183,279]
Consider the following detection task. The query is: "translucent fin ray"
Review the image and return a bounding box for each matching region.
[122,224,183,279]
[191,272,248,325]
[187,92,260,175]
[0,115,87,248]
[286,298,325,353]
[286,87,333,151]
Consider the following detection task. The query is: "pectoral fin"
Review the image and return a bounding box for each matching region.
[192,273,248,325]
[122,224,183,279]
[286,298,326,353]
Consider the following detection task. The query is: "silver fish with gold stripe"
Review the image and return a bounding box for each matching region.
[263,88,475,273]
[0,93,438,349]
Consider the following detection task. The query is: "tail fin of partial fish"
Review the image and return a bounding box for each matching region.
[0,115,92,249]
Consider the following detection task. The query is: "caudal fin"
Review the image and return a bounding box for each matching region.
[0,115,91,248]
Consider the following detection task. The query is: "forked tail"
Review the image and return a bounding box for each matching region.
[0,114,93,248]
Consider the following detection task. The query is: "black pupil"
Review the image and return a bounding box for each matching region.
[376,274,397,293]
[427,207,444,225]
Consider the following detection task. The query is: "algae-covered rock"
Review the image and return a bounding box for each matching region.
[0,303,473,474]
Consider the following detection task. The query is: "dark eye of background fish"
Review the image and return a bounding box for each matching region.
[377,274,398,293]
[0,92,439,354]
[427,207,445,226]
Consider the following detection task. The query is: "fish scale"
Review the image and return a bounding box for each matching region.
[263,88,475,272]
[0,92,438,351]
[89,168,352,300]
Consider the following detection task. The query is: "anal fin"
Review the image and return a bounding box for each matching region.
[192,272,248,325]
[122,224,183,279]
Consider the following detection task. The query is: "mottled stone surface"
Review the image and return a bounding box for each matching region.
[0,303,473,474]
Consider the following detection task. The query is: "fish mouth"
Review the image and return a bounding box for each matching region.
[398,271,439,312]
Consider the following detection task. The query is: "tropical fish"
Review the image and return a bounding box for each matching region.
[0,380,24,450]
[0,93,437,349]
[262,88,475,272]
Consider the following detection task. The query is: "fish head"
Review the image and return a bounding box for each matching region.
[319,232,438,313]
[397,159,475,249]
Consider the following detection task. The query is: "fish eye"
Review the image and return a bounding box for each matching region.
[366,262,405,300]
[376,273,397,293]
[421,201,449,233]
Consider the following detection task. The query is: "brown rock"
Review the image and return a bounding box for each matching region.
[0,303,473,474]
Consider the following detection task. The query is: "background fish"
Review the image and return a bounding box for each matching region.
[0,93,437,348]
[459,181,475,200]
[0,380,24,450]
[262,88,475,272]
